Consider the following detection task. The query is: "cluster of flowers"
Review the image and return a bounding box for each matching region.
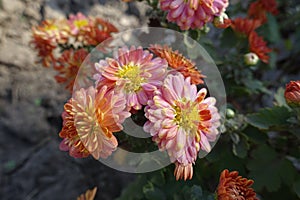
[31,13,118,92]
[215,0,278,64]
[58,44,220,181]
[159,0,229,30]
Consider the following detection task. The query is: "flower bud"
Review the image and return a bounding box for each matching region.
[226,108,235,118]
[244,52,259,66]
[284,81,300,108]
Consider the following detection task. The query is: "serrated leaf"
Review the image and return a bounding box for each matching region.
[246,106,291,130]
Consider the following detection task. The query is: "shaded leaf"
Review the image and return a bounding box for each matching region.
[246,106,291,130]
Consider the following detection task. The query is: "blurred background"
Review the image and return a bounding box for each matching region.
[0,0,149,199]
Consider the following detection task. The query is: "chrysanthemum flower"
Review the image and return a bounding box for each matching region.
[81,18,118,46]
[217,169,258,200]
[159,0,229,30]
[59,86,130,159]
[54,48,89,92]
[248,0,278,24]
[285,80,300,108]
[149,44,205,85]
[231,18,261,36]
[31,19,69,67]
[248,31,272,64]
[94,46,168,110]
[68,12,91,35]
[144,74,220,180]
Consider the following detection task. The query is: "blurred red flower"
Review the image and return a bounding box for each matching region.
[231,18,261,36]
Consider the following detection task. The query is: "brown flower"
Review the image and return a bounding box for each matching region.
[149,44,205,85]
[285,80,300,108]
[217,169,258,200]
[77,187,97,200]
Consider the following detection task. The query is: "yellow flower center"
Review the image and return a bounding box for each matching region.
[173,98,200,134]
[74,19,89,28]
[45,24,58,32]
[117,63,144,93]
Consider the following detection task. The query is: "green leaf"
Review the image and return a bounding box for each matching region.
[248,145,298,192]
[116,176,147,200]
[274,87,289,107]
[220,28,238,48]
[232,134,249,158]
[267,13,281,43]
[246,106,291,130]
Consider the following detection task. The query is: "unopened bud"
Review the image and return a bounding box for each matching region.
[284,80,300,108]
[226,108,235,119]
[244,52,259,66]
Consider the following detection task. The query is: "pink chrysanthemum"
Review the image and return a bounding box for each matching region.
[94,46,168,110]
[144,73,220,180]
[68,12,91,35]
[59,86,130,159]
[160,0,229,30]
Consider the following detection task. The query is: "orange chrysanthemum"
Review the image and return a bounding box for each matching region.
[231,18,262,36]
[59,86,130,159]
[80,18,118,46]
[248,0,278,24]
[77,187,97,200]
[31,19,69,67]
[217,169,258,200]
[54,48,89,92]
[149,44,205,85]
[249,31,272,64]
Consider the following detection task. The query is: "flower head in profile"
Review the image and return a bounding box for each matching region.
[285,81,300,108]
[144,73,220,180]
[217,169,258,200]
[159,0,229,30]
[149,44,205,85]
[54,48,89,92]
[231,18,261,36]
[248,31,272,64]
[94,46,168,111]
[59,86,130,159]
